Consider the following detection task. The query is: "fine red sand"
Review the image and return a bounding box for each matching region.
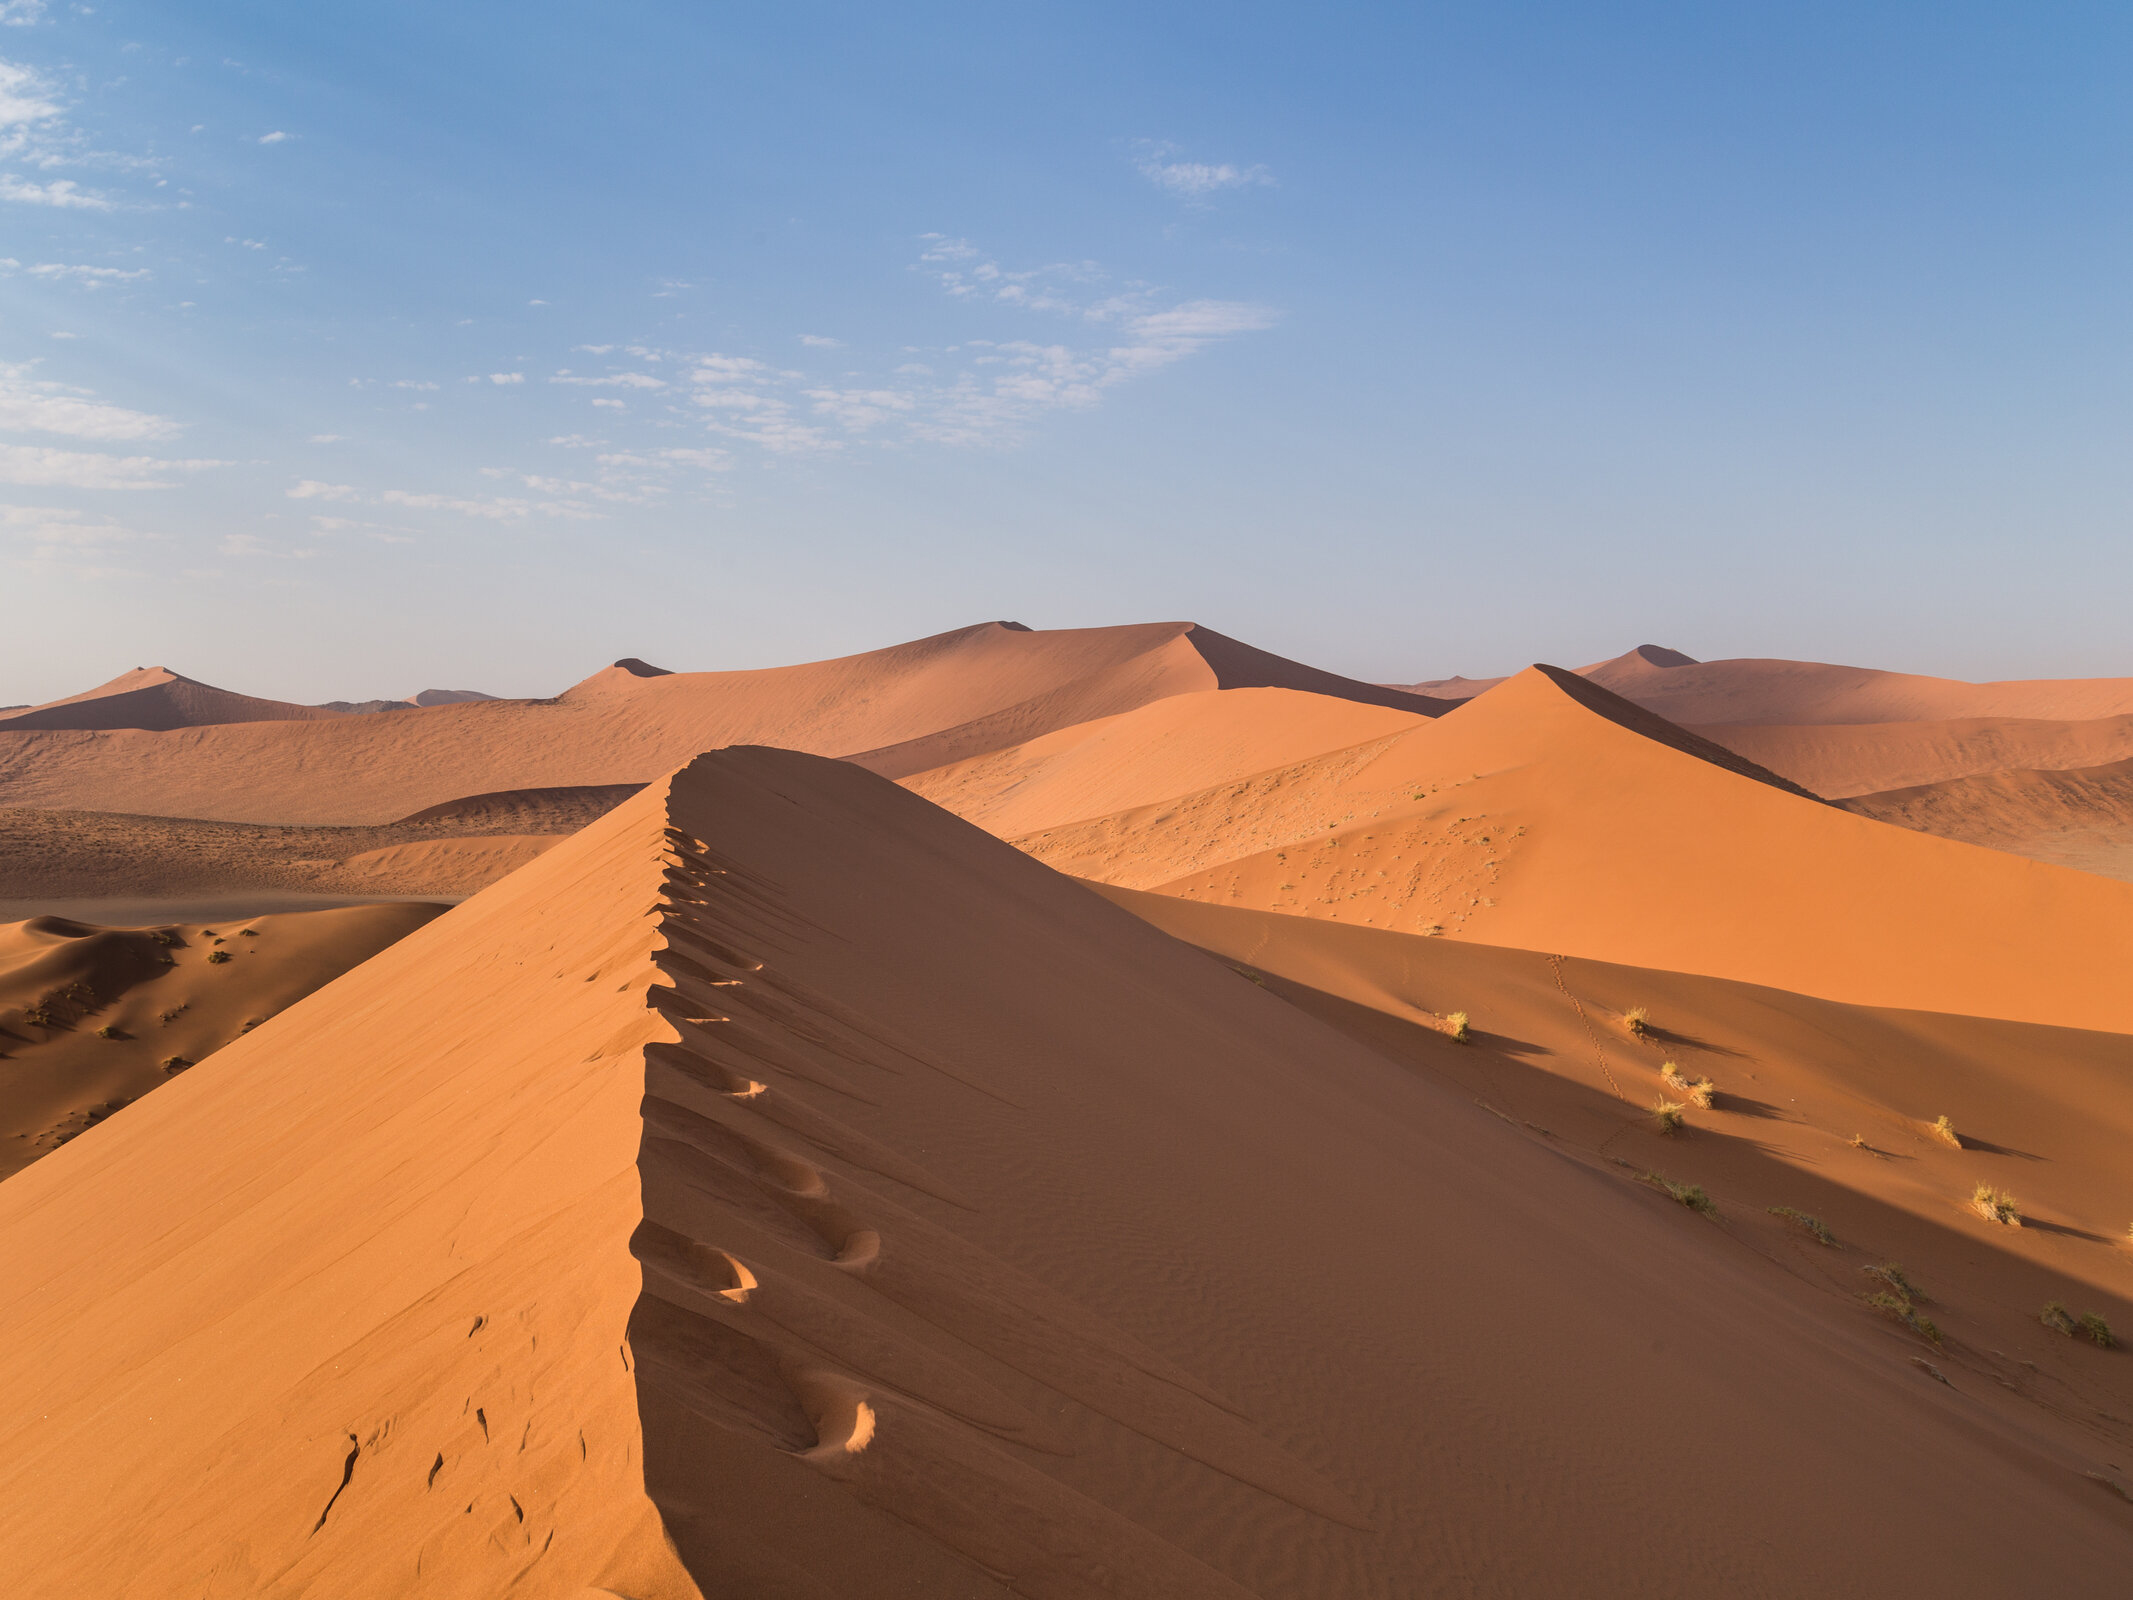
[0,903,444,1178]
[1008,665,2133,1031]
[1703,712,2133,797]
[0,747,2126,1596]
[0,667,349,733]
[0,623,1448,825]
[1842,756,2133,882]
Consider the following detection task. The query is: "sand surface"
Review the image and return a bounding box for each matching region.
[0,666,349,732]
[0,902,443,1178]
[0,622,1447,825]
[1009,665,2133,1030]
[1841,756,2133,882]
[0,746,2126,1596]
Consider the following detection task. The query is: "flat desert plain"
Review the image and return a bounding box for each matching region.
[1,622,2129,1597]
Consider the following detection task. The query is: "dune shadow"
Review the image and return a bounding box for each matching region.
[1713,1094,1788,1122]
[1962,1138,2045,1162]
[1464,1027,1551,1059]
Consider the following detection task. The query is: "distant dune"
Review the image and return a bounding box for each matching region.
[1010,665,2133,1030]
[0,747,2125,1594]
[1843,755,2133,882]
[1396,644,2133,725]
[0,622,1450,825]
[316,688,502,714]
[1703,712,2133,797]
[0,667,347,733]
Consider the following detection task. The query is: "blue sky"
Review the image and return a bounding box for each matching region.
[3,1,2130,702]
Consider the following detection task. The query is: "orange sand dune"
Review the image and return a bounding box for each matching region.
[0,903,443,1178]
[0,666,349,733]
[1704,711,2133,797]
[0,621,1448,825]
[900,686,1429,837]
[0,746,2126,1596]
[1842,755,2133,883]
[1013,666,2133,1031]
[1404,643,2133,724]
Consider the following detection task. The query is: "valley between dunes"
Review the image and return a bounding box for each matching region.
[1,621,2129,1596]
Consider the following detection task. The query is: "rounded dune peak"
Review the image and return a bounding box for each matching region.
[0,665,344,733]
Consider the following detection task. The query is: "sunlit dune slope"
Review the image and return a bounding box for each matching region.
[0,902,443,1178]
[1842,756,2133,883]
[0,666,347,733]
[0,621,1448,825]
[1399,644,2133,725]
[3,747,2126,1595]
[1706,711,2133,797]
[1014,665,2133,1031]
[899,686,1429,836]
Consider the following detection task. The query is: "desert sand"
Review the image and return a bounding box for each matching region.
[0,666,350,732]
[0,748,2126,1597]
[0,622,1447,825]
[2,623,2131,1595]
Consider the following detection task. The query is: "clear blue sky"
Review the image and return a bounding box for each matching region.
[3,1,2130,703]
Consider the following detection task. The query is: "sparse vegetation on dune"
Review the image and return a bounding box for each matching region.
[1638,1171,1715,1215]
[2080,1313,2116,1349]
[1861,1264,1939,1343]
[1661,1061,1716,1108]
[1769,1206,1834,1245]
[1971,1184,2021,1226]
[2042,1301,2077,1336]
[1930,1114,1962,1148]
[1650,1097,1687,1135]
[2042,1304,2118,1348]
[1444,1010,1471,1043]
[1622,1006,1651,1038]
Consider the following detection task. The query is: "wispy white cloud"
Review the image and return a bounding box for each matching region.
[0,364,180,439]
[1,501,143,579]
[798,333,842,349]
[256,130,288,145]
[308,433,344,443]
[0,174,111,208]
[0,442,223,488]
[26,261,149,286]
[286,479,357,500]
[220,531,316,558]
[0,3,49,28]
[1133,141,1274,199]
[487,372,524,384]
[0,58,58,128]
[549,369,664,389]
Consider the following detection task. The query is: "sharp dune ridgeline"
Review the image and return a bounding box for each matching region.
[1,747,2128,1597]
[3,620,2133,1595]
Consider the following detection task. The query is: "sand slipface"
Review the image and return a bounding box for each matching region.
[1013,665,2133,1031]
[0,747,2129,1595]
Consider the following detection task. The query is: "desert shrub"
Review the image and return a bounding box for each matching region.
[1863,1263,1923,1301]
[1445,1011,1471,1043]
[1930,1115,1962,1148]
[239,928,259,937]
[207,950,232,965]
[1638,1171,1715,1215]
[2079,1313,2116,1349]
[1971,1184,2022,1226]
[1866,1291,1941,1344]
[1623,1006,1652,1037]
[95,1025,120,1040]
[1651,1097,1687,1135]
[1769,1206,1834,1245]
[1663,1062,1718,1109]
[160,1055,193,1072]
[2042,1301,2078,1336]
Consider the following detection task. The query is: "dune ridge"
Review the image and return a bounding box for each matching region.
[0,621,1448,825]
[0,667,347,733]
[4,747,2129,1593]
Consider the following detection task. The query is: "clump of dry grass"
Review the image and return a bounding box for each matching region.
[1769,1206,1835,1245]
[1638,1171,1715,1215]
[1860,1263,1939,1344]
[2042,1301,2077,1336]
[1971,1183,2022,1226]
[1662,1061,1716,1108]
[1444,1010,1471,1043]
[1650,1097,1687,1135]
[206,950,233,965]
[2042,1304,2118,1348]
[1929,1114,1962,1149]
[2080,1313,2115,1349]
[1623,1006,1652,1038]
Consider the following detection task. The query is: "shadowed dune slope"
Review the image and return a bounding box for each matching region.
[1842,756,2133,883]
[3,748,2128,1595]
[1012,666,2133,1031]
[0,667,347,733]
[1396,646,2133,726]
[1706,712,2133,798]
[899,687,1429,836]
[0,903,444,1178]
[0,622,1449,825]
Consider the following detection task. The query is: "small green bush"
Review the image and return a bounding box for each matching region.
[1769,1206,1834,1245]
[1639,1171,1715,1215]
[2042,1301,2078,1336]
[206,950,232,965]
[2079,1312,2115,1349]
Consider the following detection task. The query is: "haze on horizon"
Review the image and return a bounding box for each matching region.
[2,0,2130,705]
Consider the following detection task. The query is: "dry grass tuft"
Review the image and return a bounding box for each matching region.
[1860,1263,1938,1343]
[1971,1183,2022,1226]
[1769,1206,1834,1245]
[1660,1062,1718,1109]
[1623,1006,1652,1037]
[1638,1171,1715,1215]
[1444,1011,1471,1044]
[1929,1114,1962,1149]
[2042,1301,2078,1336]
[2079,1313,2115,1349]
[1650,1097,1687,1135]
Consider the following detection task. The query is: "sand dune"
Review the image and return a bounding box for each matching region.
[0,621,1448,826]
[0,788,632,901]
[1012,665,2133,1031]
[0,902,443,1179]
[1842,756,2133,882]
[0,667,348,733]
[1397,644,2133,726]
[0,746,2125,1595]
[317,688,501,714]
[1703,711,2133,797]
[900,687,1429,836]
